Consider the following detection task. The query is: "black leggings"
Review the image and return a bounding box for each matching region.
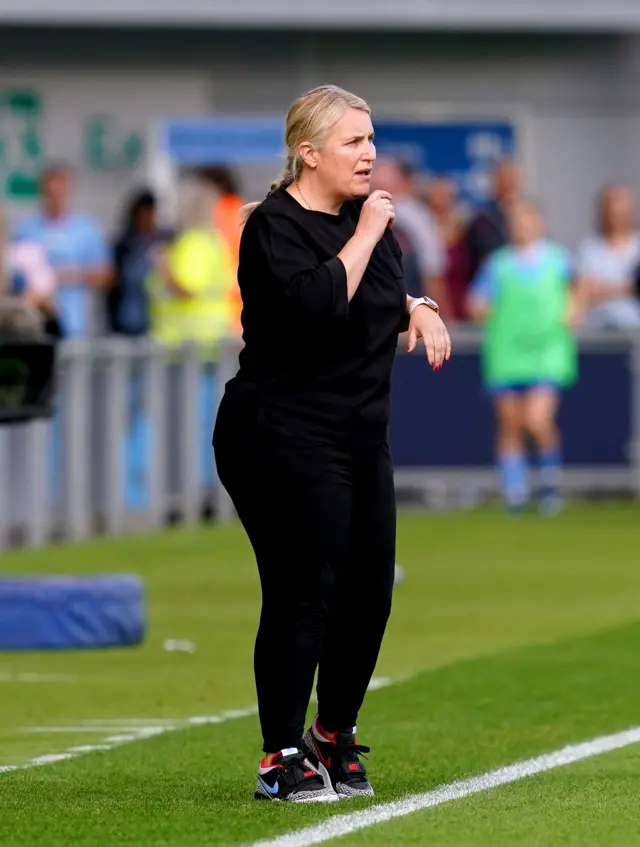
[213,391,396,753]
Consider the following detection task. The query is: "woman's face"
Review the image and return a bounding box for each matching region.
[307,107,376,201]
[509,204,543,246]
[601,187,635,234]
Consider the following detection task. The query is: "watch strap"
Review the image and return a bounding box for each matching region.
[409,296,440,316]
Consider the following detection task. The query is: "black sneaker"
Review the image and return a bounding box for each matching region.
[303,716,374,798]
[254,747,338,803]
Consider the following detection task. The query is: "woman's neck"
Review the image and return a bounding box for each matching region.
[604,230,634,246]
[293,175,343,215]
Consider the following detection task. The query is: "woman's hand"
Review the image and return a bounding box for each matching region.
[356,190,395,245]
[407,305,452,370]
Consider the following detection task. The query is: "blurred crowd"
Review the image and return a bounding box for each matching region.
[371,157,640,328]
[0,163,244,350]
[3,157,640,349]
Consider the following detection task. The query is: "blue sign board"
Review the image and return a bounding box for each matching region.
[373,120,516,206]
[390,350,630,469]
[162,116,516,206]
[162,116,285,165]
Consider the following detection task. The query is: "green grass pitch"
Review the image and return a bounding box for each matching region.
[1,505,640,845]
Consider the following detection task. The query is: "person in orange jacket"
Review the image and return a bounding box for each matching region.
[198,166,244,336]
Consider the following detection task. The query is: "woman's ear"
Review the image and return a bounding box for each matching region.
[298,142,318,170]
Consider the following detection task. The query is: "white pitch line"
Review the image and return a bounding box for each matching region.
[0,672,78,683]
[22,726,170,734]
[68,718,187,727]
[0,708,257,775]
[0,676,390,776]
[246,726,640,847]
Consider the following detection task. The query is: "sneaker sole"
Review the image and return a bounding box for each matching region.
[335,782,375,799]
[254,787,338,803]
[254,762,338,804]
[302,731,374,800]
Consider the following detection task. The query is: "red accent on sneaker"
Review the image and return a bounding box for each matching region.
[312,736,332,769]
[303,771,316,778]
[315,718,338,744]
[348,763,360,772]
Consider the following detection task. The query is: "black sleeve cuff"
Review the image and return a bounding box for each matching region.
[323,256,349,320]
[396,312,410,334]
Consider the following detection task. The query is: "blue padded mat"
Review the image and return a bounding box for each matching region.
[0,574,146,650]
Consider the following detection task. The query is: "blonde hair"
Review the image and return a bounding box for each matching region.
[240,84,371,225]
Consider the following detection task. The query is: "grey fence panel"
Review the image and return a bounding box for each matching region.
[177,344,201,526]
[62,343,92,543]
[23,421,51,547]
[146,342,168,530]
[1,329,637,549]
[102,342,129,537]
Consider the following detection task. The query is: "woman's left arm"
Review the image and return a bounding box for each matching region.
[388,231,451,368]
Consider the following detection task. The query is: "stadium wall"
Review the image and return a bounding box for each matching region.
[0,27,638,247]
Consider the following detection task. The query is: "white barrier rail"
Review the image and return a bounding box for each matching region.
[0,327,638,550]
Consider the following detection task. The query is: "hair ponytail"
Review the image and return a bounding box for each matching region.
[238,85,370,228]
[239,159,296,226]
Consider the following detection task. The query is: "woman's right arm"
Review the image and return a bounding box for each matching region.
[336,231,379,301]
[253,191,394,320]
[340,190,396,300]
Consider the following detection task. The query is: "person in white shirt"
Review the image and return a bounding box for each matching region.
[577,184,640,328]
[370,158,446,301]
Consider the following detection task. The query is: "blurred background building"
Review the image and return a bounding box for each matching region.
[0,1,639,244]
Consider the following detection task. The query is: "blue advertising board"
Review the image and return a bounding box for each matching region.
[389,350,631,468]
[161,116,517,209]
[373,120,517,206]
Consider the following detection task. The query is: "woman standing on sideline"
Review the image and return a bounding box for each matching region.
[467,200,584,516]
[213,85,451,803]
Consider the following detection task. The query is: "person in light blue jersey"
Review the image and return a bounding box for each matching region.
[467,200,586,516]
[12,164,111,339]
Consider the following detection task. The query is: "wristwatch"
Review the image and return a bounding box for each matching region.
[409,296,440,316]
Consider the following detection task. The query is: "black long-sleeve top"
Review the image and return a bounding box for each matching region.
[226,186,408,446]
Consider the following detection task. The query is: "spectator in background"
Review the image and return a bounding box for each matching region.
[12,164,111,338]
[424,177,471,321]
[370,157,445,300]
[467,199,584,516]
[148,176,236,494]
[198,165,245,335]
[466,159,522,283]
[148,176,234,349]
[108,189,173,337]
[0,208,60,338]
[577,184,640,328]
